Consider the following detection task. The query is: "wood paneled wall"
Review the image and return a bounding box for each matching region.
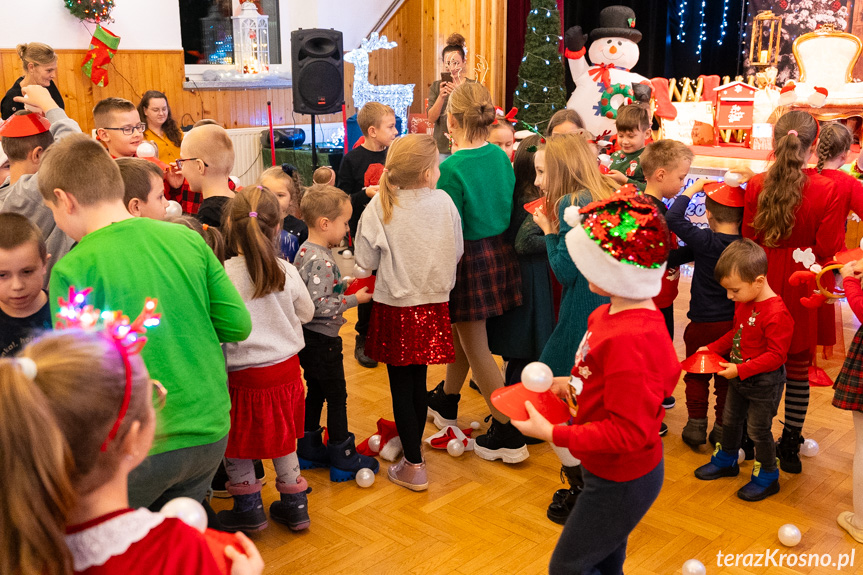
[0,1,507,132]
[361,0,508,114]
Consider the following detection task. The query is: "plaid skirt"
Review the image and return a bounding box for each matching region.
[449,234,523,323]
[833,327,863,411]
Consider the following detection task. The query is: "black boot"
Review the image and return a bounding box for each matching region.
[548,465,583,525]
[777,426,803,474]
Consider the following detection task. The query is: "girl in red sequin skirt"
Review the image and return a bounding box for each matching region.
[356,134,464,491]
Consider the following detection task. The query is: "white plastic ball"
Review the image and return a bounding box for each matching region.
[724,171,741,187]
[355,468,375,488]
[160,497,208,533]
[136,141,157,158]
[521,361,553,392]
[778,523,802,546]
[165,200,182,217]
[681,559,706,575]
[342,249,353,259]
[447,438,465,457]
[353,264,372,279]
[738,448,745,464]
[368,434,382,453]
[470,421,480,430]
[801,438,820,457]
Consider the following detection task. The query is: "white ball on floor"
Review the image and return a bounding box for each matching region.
[681,559,706,575]
[470,421,480,430]
[160,497,207,533]
[447,438,465,457]
[778,523,802,546]
[342,249,353,258]
[355,468,375,488]
[801,438,819,457]
[368,434,382,453]
[353,264,372,279]
[521,361,553,392]
[165,200,182,217]
[738,448,745,464]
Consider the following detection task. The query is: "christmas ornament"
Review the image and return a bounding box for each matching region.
[64,0,115,23]
[368,434,382,453]
[165,201,182,217]
[355,468,375,488]
[446,438,466,457]
[520,361,554,392]
[345,34,414,135]
[681,559,706,575]
[563,6,651,138]
[161,497,208,533]
[800,438,820,457]
[81,25,121,87]
[778,523,802,547]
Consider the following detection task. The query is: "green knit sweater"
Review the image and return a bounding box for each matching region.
[438,144,515,241]
[49,217,251,455]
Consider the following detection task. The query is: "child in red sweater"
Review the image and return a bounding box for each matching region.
[695,239,793,501]
[512,190,680,574]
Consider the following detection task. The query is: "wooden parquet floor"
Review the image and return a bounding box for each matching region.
[211,273,863,574]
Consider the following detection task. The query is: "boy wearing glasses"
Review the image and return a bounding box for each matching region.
[94,98,198,214]
[179,124,235,228]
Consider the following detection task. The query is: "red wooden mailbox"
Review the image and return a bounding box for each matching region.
[713,81,756,145]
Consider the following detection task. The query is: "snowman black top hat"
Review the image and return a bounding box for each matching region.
[590,6,642,44]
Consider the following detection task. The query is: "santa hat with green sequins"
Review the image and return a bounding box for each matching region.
[564,184,671,299]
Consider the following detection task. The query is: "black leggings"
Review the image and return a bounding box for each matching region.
[387,364,428,464]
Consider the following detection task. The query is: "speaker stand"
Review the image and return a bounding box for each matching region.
[310,113,318,170]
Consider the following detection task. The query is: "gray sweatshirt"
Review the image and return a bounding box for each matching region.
[355,187,463,307]
[294,241,358,337]
[0,108,81,283]
[223,256,315,371]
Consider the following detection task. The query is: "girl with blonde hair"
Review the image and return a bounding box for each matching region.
[355,134,463,490]
[2,43,63,119]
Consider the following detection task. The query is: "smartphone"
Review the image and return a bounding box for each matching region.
[441,72,453,84]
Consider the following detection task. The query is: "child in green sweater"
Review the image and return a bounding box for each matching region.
[40,133,252,510]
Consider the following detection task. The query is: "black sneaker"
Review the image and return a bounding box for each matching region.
[354,335,378,368]
[662,396,676,409]
[474,418,529,463]
[659,422,668,437]
[427,380,459,429]
[211,461,230,498]
[469,379,480,392]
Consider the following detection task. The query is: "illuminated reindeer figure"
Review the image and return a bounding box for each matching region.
[345,33,414,134]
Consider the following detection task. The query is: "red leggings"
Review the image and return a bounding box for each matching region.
[683,320,733,423]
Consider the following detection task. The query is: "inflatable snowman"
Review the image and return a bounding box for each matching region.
[564,6,649,140]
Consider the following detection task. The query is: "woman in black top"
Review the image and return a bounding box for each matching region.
[426,33,475,156]
[2,43,64,120]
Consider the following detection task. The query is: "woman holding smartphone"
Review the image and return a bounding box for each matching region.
[427,33,476,159]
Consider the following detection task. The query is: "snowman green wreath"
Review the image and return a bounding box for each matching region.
[564,6,650,141]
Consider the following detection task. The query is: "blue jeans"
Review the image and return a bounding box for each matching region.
[550,459,664,574]
[720,366,785,472]
[128,435,228,511]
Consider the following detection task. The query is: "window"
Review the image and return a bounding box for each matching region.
[179,0,281,66]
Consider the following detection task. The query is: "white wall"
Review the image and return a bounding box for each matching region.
[0,0,395,54]
[0,0,182,50]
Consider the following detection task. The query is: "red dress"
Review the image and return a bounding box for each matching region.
[66,508,223,574]
[743,169,844,354]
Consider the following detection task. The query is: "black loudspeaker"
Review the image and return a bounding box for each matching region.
[291,29,344,115]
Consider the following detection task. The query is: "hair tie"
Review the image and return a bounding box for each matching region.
[382,168,389,173]
[16,357,37,380]
[249,212,258,218]
[202,223,209,231]
[787,130,799,137]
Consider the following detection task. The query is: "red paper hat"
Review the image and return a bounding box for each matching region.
[490,384,570,424]
[0,112,50,137]
[704,181,745,208]
[680,349,725,374]
[836,247,863,265]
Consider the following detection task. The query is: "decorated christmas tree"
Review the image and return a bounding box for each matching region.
[512,0,567,129]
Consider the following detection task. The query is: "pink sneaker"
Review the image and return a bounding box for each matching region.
[387,457,428,491]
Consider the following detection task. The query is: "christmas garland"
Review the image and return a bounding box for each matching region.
[64,0,115,23]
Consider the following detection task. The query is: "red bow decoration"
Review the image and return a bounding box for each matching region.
[590,64,617,89]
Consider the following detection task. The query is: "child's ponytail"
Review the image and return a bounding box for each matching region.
[752,111,818,246]
[378,134,439,223]
[0,358,75,575]
[816,122,853,173]
[224,185,286,298]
